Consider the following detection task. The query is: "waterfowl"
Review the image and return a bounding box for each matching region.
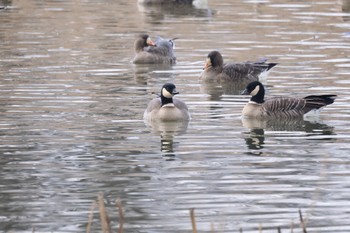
[241,81,337,119]
[200,51,277,82]
[144,83,190,122]
[133,34,176,64]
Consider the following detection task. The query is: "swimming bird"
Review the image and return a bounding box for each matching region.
[144,83,190,121]
[241,81,337,119]
[133,34,176,64]
[200,51,277,82]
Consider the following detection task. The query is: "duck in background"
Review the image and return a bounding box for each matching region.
[144,83,190,122]
[133,34,177,64]
[241,81,337,119]
[200,51,277,82]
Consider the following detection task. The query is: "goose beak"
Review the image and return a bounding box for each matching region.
[203,58,212,70]
[241,89,249,95]
[172,89,179,95]
[146,37,156,46]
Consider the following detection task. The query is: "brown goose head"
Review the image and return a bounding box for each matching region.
[204,50,224,70]
[134,34,156,53]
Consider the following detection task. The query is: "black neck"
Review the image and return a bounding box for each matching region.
[251,88,265,104]
[161,95,173,106]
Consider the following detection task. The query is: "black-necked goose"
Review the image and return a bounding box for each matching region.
[200,51,277,82]
[133,34,176,64]
[144,83,190,121]
[241,81,337,119]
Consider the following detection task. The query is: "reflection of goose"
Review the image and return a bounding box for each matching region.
[200,51,277,83]
[133,34,176,64]
[242,117,334,134]
[200,79,253,96]
[146,119,189,135]
[244,128,265,151]
[144,83,190,122]
[133,63,174,85]
[241,81,337,119]
[145,120,189,157]
[242,118,335,152]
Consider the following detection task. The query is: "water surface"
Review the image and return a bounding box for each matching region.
[1,0,350,232]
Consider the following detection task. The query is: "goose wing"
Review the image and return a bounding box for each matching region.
[144,98,162,117]
[173,98,189,111]
[222,62,273,80]
[262,97,307,118]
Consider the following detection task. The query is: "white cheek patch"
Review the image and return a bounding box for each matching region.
[250,85,260,96]
[162,88,173,98]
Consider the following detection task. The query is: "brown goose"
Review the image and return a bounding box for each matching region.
[200,51,277,82]
[241,81,337,119]
[144,83,190,122]
[133,34,176,64]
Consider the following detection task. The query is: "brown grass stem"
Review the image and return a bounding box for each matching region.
[98,193,112,233]
[190,208,197,233]
[86,201,97,233]
[299,209,307,233]
[116,198,124,233]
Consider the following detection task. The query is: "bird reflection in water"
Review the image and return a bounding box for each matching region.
[200,79,253,97]
[244,128,265,152]
[144,120,189,160]
[241,117,335,155]
[133,63,175,86]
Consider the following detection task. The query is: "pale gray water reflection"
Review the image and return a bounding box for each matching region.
[1,0,350,232]
[242,118,335,152]
[145,120,189,158]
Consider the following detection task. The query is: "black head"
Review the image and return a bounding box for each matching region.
[160,83,179,105]
[206,51,224,69]
[241,81,265,103]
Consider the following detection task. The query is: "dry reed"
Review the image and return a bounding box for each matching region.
[85,194,308,233]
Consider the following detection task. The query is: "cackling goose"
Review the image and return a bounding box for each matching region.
[241,81,337,119]
[144,83,190,121]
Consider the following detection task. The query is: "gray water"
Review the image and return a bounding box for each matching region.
[1,0,350,232]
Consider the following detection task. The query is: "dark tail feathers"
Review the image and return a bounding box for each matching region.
[267,63,278,71]
[250,58,278,71]
[304,95,337,109]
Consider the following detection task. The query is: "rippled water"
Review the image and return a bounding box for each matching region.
[1,0,350,232]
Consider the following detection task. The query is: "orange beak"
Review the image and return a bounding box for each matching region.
[146,37,156,46]
[203,58,212,70]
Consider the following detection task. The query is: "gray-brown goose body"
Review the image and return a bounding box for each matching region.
[144,83,190,122]
[200,51,277,82]
[133,34,176,64]
[241,81,337,119]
